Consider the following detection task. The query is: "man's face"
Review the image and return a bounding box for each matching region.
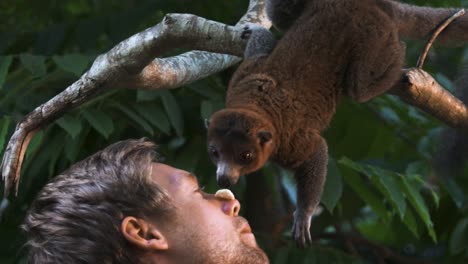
[151,163,268,264]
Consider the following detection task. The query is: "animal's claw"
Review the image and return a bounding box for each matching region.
[291,210,312,248]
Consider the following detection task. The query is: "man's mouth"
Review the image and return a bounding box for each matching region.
[240,222,252,234]
[237,218,258,247]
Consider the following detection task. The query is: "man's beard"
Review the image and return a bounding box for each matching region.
[188,218,269,264]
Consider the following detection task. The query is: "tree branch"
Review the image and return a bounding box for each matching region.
[1,0,271,197]
[390,68,468,132]
[2,0,468,199]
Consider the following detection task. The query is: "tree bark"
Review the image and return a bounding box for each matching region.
[2,0,468,197]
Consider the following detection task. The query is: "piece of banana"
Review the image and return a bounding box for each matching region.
[215,189,235,200]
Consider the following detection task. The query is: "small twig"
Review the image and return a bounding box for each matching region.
[417,9,465,69]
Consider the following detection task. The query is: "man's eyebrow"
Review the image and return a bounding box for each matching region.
[183,171,197,181]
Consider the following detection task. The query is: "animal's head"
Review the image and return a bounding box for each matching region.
[206,108,276,188]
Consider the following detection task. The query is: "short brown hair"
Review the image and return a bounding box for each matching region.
[22,138,174,263]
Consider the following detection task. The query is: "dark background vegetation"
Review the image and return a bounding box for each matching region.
[1,0,468,263]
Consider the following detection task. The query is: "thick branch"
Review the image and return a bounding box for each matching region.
[1,0,270,197]
[390,68,468,132]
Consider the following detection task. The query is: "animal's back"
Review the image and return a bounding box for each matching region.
[227,0,404,141]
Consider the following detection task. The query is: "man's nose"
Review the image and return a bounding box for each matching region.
[222,199,240,216]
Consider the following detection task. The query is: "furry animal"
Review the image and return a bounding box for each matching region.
[206,0,468,247]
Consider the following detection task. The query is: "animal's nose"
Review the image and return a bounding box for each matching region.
[217,176,231,188]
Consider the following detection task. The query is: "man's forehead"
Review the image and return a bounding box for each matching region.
[151,162,197,187]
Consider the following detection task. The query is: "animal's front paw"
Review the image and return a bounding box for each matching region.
[291,210,312,248]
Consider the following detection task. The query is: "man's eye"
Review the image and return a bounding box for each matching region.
[195,186,205,193]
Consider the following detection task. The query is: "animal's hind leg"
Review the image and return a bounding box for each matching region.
[345,38,406,103]
[266,0,305,31]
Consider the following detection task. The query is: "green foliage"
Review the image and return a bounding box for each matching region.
[1,0,468,263]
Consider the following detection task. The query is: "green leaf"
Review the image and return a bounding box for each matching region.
[344,171,389,220]
[0,56,13,89]
[114,104,153,136]
[25,131,44,159]
[172,136,203,172]
[321,157,343,213]
[369,169,407,219]
[449,218,468,255]
[136,90,160,102]
[340,158,389,220]
[134,104,171,135]
[82,109,114,139]
[0,117,11,156]
[46,133,65,175]
[56,115,82,139]
[19,54,46,77]
[398,176,437,242]
[402,206,419,238]
[53,54,89,77]
[200,100,213,120]
[160,90,184,136]
[441,176,464,209]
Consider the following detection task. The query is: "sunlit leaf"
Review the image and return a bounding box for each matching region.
[82,109,114,139]
[0,56,13,89]
[321,157,343,213]
[19,54,46,77]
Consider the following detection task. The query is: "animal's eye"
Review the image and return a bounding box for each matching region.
[239,151,254,163]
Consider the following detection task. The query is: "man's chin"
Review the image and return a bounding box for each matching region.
[239,237,269,264]
[241,232,258,248]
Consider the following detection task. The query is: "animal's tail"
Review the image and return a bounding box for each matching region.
[380,0,468,44]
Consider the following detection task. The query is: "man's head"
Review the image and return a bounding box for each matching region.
[23,138,268,264]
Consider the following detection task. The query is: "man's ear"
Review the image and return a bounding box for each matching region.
[121,216,169,251]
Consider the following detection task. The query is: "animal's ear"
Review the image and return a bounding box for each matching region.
[257,131,272,145]
[204,118,211,129]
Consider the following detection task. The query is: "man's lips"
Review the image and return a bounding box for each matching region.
[240,222,252,234]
